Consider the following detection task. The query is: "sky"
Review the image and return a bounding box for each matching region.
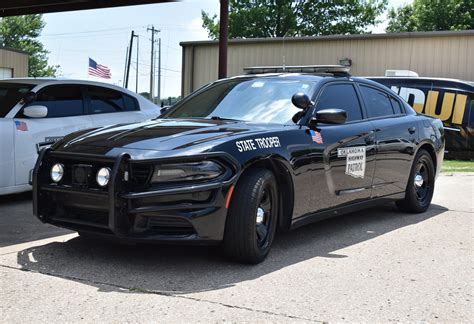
[40,0,412,98]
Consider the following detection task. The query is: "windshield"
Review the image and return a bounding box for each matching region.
[0,83,34,118]
[165,78,316,124]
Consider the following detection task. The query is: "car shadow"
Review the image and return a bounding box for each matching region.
[0,192,72,247]
[15,203,448,294]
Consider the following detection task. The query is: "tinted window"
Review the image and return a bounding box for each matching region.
[89,86,130,114]
[360,85,394,118]
[166,78,316,124]
[315,83,362,122]
[0,83,34,117]
[31,85,84,118]
[123,94,139,111]
[390,97,403,114]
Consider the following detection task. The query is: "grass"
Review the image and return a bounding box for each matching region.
[441,160,474,172]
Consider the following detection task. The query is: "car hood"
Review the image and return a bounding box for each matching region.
[59,118,283,151]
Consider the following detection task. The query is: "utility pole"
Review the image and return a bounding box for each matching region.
[125,30,135,89]
[147,26,160,102]
[134,34,139,93]
[157,38,161,101]
[122,46,128,88]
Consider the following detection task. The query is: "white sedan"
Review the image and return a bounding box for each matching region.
[0,78,160,195]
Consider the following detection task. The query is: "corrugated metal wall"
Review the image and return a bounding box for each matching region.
[181,31,474,96]
[0,48,29,78]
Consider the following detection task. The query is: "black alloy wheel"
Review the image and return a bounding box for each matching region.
[223,168,278,263]
[396,149,435,213]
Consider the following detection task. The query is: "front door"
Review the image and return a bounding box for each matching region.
[13,84,92,186]
[307,82,376,212]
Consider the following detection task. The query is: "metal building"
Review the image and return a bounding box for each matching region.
[180,30,474,96]
[0,47,28,79]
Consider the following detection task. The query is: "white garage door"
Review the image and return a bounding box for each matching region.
[0,68,13,79]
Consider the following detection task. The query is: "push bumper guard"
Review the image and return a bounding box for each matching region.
[33,149,240,244]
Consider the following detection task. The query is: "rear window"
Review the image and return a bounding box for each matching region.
[360,85,395,118]
[0,83,34,117]
[88,86,139,114]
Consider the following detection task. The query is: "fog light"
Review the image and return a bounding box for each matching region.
[50,163,64,183]
[96,167,111,187]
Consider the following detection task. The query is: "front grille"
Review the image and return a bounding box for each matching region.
[131,164,153,186]
[146,216,195,235]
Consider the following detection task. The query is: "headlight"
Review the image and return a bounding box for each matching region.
[50,163,64,183]
[151,161,224,183]
[96,167,111,187]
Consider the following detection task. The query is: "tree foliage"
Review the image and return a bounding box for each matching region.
[387,0,474,32]
[0,15,58,77]
[202,0,388,39]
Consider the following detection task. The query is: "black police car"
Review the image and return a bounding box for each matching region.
[33,66,444,263]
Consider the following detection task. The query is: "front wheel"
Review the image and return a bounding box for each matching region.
[223,168,278,264]
[396,149,435,213]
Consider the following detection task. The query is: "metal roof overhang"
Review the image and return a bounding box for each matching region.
[0,0,174,17]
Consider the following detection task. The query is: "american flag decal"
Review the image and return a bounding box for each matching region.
[310,129,323,144]
[15,120,28,131]
[88,58,111,79]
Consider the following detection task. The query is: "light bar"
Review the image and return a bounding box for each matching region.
[243,65,351,75]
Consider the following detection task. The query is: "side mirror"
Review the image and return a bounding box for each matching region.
[160,105,171,115]
[21,91,37,104]
[291,92,313,109]
[23,105,48,118]
[310,109,347,126]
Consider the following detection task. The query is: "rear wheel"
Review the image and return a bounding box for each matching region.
[223,168,278,264]
[396,149,435,213]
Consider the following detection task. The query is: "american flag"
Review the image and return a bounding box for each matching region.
[310,129,323,144]
[88,58,111,79]
[15,120,28,131]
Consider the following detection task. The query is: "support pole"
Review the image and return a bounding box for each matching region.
[135,34,139,93]
[125,30,135,89]
[218,0,229,79]
[122,46,128,88]
[157,38,161,101]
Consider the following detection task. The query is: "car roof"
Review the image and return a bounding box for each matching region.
[0,77,140,96]
[369,76,474,91]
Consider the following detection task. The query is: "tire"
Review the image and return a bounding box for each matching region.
[396,149,435,213]
[223,168,278,264]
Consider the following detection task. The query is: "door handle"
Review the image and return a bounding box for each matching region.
[408,127,416,134]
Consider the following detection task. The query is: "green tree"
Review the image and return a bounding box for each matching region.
[202,0,388,39]
[0,15,58,77]
[387,0,474,32]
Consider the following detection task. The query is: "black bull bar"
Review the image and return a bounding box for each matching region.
[32,148,240,242]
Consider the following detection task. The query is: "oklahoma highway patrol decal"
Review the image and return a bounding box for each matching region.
[337,146,366,178]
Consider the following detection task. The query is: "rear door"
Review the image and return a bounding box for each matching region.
[308,82,376,211]
[13,84,92,186]
[85,85,146,127]
[358,84,417,197]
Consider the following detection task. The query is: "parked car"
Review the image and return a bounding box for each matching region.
[0,78,159,195]
[33,66,444,263]
[370,76,473,160]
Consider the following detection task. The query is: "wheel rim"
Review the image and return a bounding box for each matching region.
[256,187,273,248]
[414,159,430,202]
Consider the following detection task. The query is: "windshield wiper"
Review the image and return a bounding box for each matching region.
[209,116,241,121]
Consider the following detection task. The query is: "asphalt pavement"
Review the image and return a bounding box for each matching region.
[0,174,473,322]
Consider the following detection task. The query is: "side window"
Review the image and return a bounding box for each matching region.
[315,83,363,122]
[88,86,126,114]
[360,85,394,118]
[390,96,403,114]
[30,85,84,118]
[123,94,140,112]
